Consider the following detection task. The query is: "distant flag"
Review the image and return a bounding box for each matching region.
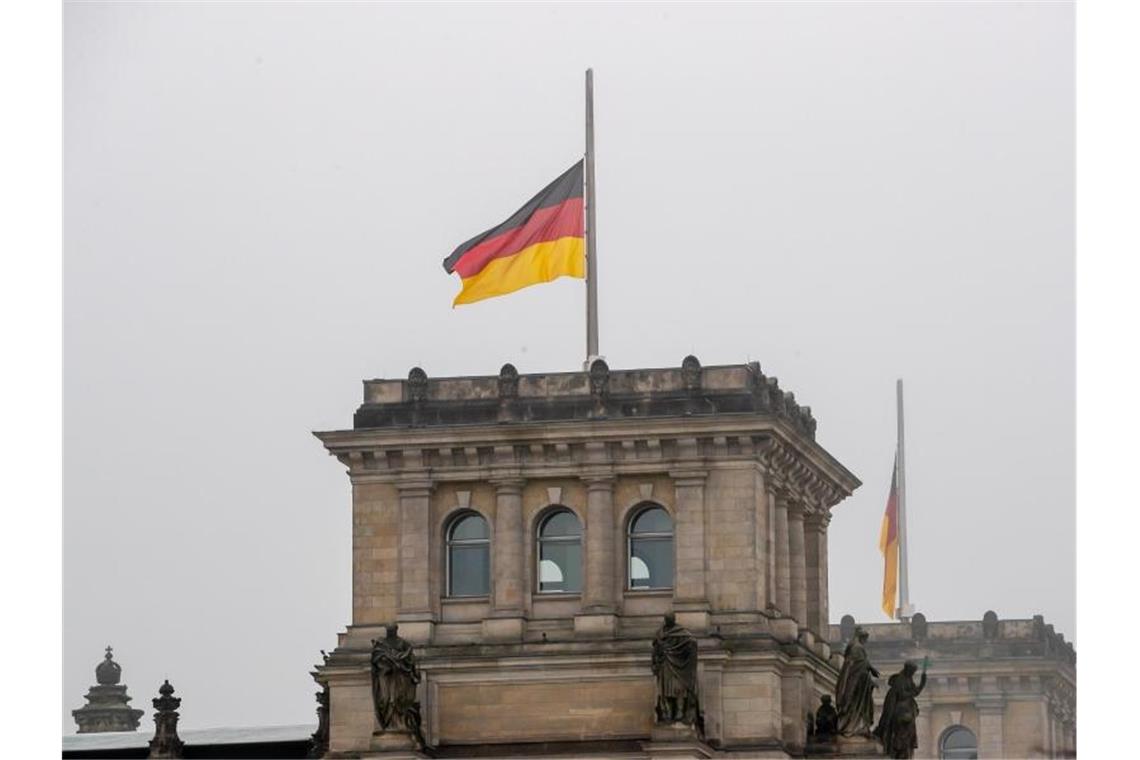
[442,161,585,306]
[879,455,900,618]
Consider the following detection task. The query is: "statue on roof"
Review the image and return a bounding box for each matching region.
[836,627,879,737]
[873,659,928,759]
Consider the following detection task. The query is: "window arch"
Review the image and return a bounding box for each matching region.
[939,725,978,760]
[537,508,582,593]
[627,504,674,590]
[446,511,490,597]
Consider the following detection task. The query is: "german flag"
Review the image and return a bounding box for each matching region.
[879,456,900,619]
[442,161,585,305]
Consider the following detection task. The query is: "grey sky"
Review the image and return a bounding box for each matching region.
[64,1,1074,733]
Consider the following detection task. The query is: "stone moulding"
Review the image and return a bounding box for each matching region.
[317,421,857,510]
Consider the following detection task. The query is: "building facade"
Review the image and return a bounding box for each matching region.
[830,613,1076,759]
[314,357,860,758]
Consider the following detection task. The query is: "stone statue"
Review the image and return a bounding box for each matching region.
[814,694,839,742]
[307,684,330,759]
[651,613,702,731]
[873,659,928,759]
[370,624,426,750]
[835,627,879,737]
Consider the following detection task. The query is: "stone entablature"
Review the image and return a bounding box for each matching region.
[831,613,1076,759]
[314,358,861,757]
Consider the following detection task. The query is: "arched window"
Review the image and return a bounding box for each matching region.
[446,512,489,597]
[537,509,582,593]
[940,725,978,760]
[628,504,674,589]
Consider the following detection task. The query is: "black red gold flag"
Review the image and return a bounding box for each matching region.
[442,161,585,305]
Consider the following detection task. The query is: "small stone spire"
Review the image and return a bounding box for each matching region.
[147,679,184,759]
[72,646,144,733]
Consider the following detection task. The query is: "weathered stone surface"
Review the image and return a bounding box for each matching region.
[315,360,861,756]
[72,648,144,734]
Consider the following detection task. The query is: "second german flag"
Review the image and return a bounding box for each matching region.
[879,456,900,619]
[442,161,585,306]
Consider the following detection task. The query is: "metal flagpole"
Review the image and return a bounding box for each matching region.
[584,68,599,365]
[896,378,915,620]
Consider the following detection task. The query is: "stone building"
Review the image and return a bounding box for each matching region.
[830,613,1076,759]
[314,357,861,758]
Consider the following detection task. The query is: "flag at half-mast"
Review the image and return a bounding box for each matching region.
[442,161,585,305]
[880,456,900,618]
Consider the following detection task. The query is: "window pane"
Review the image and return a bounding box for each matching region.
[632,506,672,535]
[540,510,581,538]
[630,536,673,588]
[941,727,978,760]
[539,540,582,593]
[449,545,489,596]
[450,514,488,541]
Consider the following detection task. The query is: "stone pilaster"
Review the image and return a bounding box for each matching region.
[787,500,807,627]
[671,469,709,632]
[396,479,435,643]
[976,694,1005,759]
[576,474,616,637]
[773,491,791,616]
[486,477,525,641]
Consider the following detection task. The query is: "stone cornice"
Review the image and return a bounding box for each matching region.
[320,418,860,500]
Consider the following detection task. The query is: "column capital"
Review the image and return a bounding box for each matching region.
[786,499,808,520]
[805,510,832,529]
[395,478,434,496]
[975,695,1007,713]
[580,472,615,491]
[488,476,525,494]
[669,468,708,486]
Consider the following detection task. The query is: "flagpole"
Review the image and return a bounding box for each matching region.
[896,378,914,620]
[584,68,599,364]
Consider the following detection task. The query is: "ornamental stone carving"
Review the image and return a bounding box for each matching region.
[910,612,928,641]
[147,680,184,759]
[588,358,609,418]
[835,627,880,738]
[681,355,702,391]
[983,610,999,640]
[370,624,427,751]
[498,363,519,399]
[407,367,428,403]
[651,613,703,733]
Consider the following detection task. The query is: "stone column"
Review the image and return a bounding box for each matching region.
[976,696,1005,759]
[396,478,434,643]
[773,491,791,617]
[485,477,525,641]
[818,515,830,633]
[787,499,808,628]
[671,469,709,632]
[804,512,830,636]
[576,474,616,637]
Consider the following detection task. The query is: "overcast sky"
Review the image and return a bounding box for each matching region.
[64,1,1073,733]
